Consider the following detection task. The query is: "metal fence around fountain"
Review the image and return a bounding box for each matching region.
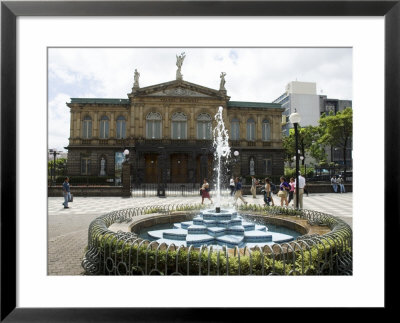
[82,203,352,276]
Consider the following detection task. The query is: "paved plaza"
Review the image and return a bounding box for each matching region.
[48,192,352,275]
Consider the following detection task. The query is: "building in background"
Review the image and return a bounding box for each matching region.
[273,81,320,136]
[273,81,352,168]
[65,58,285,185]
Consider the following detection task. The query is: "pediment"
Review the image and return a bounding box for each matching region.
[132,80,223,99]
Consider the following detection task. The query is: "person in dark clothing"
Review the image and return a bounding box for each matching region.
[62,176,71,209]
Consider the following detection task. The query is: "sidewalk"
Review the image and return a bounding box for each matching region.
[48,192,352,275]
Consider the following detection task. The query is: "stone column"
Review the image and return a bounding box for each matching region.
[130,109,135,137]
[93,112,98,138]
[110,112,115,138]
[70,111,74,139]
[76,111,81,137]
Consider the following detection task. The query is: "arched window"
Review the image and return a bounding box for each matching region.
[116,116,126,139]
[247,118,255,141]
[230,118,240,140]
[171,112,187,139]
[197,113,212,140]
[262,119,271,141]
[82,116,92,139]
[146,112,162,139]
[99,116,109,139]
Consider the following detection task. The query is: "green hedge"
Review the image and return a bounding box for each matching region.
[98,233,348,275]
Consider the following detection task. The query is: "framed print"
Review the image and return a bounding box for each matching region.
[1,0,398,321]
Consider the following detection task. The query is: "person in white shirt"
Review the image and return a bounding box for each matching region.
[229,177,235,196]
[331,175,338,193]
[294,172,306,209]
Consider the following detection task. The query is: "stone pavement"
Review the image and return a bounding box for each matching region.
[48,192,352,275]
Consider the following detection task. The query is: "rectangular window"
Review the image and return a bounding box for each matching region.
[82,121,92,139]
[197,122,211,140]
[247,123,255,141]
[116,121,126,139]
[146,121,161,139]
[180,122,187,139]
[172,121,186,139]
[197,123,203,139]
[264,159,272,175]
[231,122,239,140]
[81,157,90,175]
[198,122,212,140]
[262,122,271,141]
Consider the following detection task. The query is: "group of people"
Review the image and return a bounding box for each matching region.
[331,175,346,193]
[222,174,308,209]
[275,174,307,208]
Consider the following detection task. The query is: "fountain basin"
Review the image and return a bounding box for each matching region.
[144,208,297,248]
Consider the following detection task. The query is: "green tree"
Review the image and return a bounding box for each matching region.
[48,157,67,177]
[319,108,353,179]
[283,125,326,166]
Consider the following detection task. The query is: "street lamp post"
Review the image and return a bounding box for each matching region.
[289,110,301,210]
[233,150,239,177]
[123,149,130,162]
[50,149,60,186]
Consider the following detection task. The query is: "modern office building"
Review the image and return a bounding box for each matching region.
[273,81,352,167]
[65,58,285,184]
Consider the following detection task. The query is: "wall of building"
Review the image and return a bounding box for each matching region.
[290,93,320,127]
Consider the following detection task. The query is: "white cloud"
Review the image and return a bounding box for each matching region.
[48,93,71,151]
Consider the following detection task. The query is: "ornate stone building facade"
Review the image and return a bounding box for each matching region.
[66,60,284,184]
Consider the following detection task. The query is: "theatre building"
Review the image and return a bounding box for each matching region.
[66,62,285,185]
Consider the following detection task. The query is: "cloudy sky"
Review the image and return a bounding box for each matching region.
[48,47,352,151]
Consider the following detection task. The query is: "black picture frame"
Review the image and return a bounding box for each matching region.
[1,1,398,321]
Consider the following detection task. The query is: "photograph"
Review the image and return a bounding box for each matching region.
[48,47,353,276]
[2,1,395,317]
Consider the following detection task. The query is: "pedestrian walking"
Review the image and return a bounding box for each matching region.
[288,177,295,205]
[294,172,306,209]
[229,177,235,196]
[250,175,260,198]
[233,177,248,205]
[337,175,346,193]
[62,176,71,209]
[263,178,275,206]
[331,175,338,193]
[278,176,290,207]
[200,178,213,204]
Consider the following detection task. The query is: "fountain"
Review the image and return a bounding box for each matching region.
[212,106,231,211]
[144,106,295,248]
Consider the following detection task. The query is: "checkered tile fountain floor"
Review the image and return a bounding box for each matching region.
[48,192,352,275]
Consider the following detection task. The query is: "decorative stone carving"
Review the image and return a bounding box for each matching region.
[197,113,212,121]
[171,112,187,121]
[146,112,162,120]
[249,157,255,175]
[151,87,209,97]
[100,157,106,176]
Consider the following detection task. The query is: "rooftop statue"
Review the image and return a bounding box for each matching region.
[133,69,140,88]
[176,52,186,80]
[220,72,226,91]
